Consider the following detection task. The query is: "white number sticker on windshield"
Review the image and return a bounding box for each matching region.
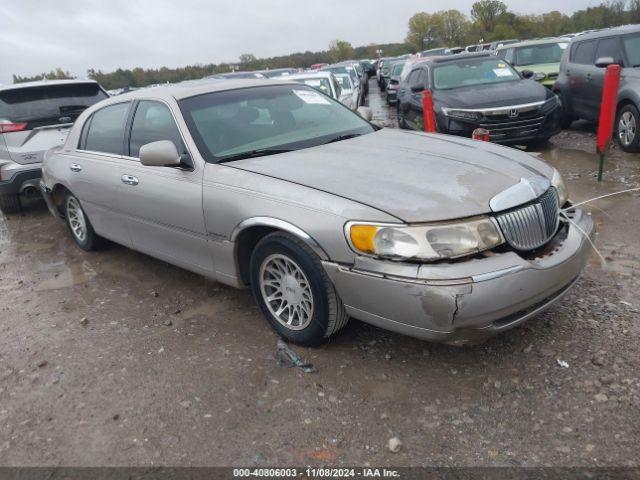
[493,68,515,77]
[293,89,331,105]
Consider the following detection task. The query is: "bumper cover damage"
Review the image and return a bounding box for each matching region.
[323,209,594,345]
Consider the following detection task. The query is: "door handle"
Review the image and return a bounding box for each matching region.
[69,163,82,172]
[586,73,593,82]
[121,174,139,186]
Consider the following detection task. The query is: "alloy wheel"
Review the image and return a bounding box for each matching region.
[66,197,87,242]
[259,253,314,330]
[619,111,637,147]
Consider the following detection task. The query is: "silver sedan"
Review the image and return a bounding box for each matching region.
[40,79,593,346]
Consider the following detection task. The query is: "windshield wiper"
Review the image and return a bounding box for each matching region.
[325,133,363,144]
[217,148,294,163]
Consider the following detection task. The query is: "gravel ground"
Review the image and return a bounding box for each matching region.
[0,80,638,467]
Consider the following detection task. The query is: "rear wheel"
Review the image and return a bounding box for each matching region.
[0,194,21,214]
[616,104,640,152]
[250,232,349,346]
[63,192,105,251]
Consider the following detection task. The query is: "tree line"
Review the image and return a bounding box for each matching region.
[12,0,640,90]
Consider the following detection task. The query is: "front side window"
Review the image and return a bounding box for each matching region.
[129,101,186,158]
[335,74,352,91]
[571,40,597,65]
[83,102,130,155]
[433,58,520,90]
[180,85,374,163]
[623,33,640,67]
[514,42,568,66]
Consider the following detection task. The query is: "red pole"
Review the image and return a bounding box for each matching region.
[596,64,621,181]
[422,90,437,133]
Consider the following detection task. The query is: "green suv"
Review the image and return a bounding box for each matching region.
[496,38,570,88]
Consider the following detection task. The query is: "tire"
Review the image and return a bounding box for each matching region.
[63,191,105,251]
[616,103,640,153]
[0,193,21,214]
[249,232,349,346]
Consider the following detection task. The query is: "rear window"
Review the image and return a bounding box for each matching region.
[0,83,108,129]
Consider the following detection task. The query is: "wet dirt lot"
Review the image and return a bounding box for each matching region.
[1,80,639,467]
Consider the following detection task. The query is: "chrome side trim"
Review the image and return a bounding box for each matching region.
[442,100,547,116]
[230,217,329,260]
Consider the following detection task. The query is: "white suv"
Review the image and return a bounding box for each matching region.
[0,79,108,213]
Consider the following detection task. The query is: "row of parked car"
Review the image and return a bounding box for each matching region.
[378,24,640,152]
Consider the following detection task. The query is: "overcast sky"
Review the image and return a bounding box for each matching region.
[1,0,598,84]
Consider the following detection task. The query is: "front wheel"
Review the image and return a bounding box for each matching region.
[250,232,349,346]
[63,192,105,251]
[616,104,640,152]
[556,92,574,129]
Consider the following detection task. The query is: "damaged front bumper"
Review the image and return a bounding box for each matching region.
[323,209,594,345]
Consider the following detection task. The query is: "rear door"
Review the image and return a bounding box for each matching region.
[567,39,598,120]
[117,99,211,276]
[407,68,428,129]
[0,82,108,164]
[68,101,133,246]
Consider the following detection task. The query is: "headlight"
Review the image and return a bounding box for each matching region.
[346,217,504,261]
[551,168,568,206]
[533,72,547,81]
[542,95,560,112]
[441,108,481,121]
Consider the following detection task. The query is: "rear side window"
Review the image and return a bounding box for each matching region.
[623,33,640,67]
[83,102,130,155]
[571,40,597,65]
[128,101,186,158]
[0,83,108,129]
[595,37,623,64]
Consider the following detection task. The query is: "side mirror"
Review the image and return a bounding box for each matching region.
[357,106,373,121]
[411,84,424,93]
[595,56,616,68]
[139,140,181,167]
[521,70,535,79]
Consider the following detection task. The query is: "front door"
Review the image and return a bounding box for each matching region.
[117,100,212,276]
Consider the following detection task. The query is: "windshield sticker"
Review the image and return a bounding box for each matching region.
[303,79,322,87]
[498,63,507,68]
[293,89,330,105]
[493,68,514,77]
[559,43,568,49]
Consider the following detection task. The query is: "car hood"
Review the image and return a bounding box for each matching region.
[227,129,554,223]
[433,80,551,110]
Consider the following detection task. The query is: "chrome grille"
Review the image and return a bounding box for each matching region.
[495,188,560,251]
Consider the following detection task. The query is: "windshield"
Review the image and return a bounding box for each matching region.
[433,58,521,90]
[180,84,374,163]
[623,33,640,67]
[514,42,568,66]
[289,77,333,97]
[0,82,108,129]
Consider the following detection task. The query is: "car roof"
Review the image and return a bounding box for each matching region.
[497,37,569,49]
[111,79,298,102]
[0,79,101,92]
[571,24,640,42]
[411,52,493,68]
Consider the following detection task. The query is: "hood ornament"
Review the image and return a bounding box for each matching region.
[489,176,551,212]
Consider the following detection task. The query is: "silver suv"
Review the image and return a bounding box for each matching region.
[0,80,108,213]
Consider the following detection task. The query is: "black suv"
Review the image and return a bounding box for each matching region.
[397,53,561,145]
[554,25,640,152]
